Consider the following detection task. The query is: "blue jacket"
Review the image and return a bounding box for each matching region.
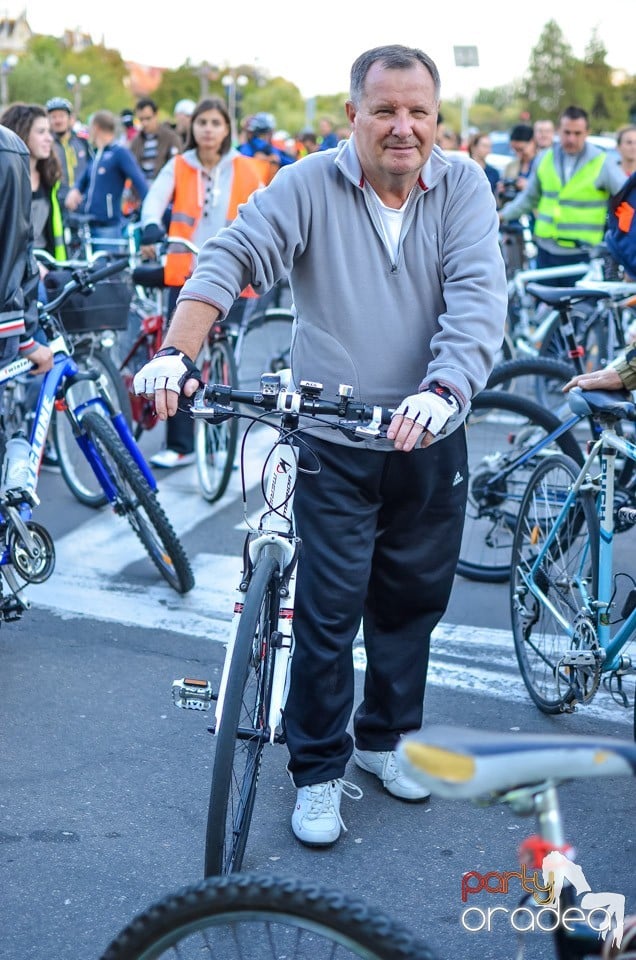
[76,140,148,226]
[238,137,294,168]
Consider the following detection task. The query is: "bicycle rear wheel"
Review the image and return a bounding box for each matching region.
[78,410,194,593]
[195,337,239,502]
[510,453,599,713]
[205,553,281,876]
[458,391,583,583]
[235,308,294,391]
[98,873,437,960]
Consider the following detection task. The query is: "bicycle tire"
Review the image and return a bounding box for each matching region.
[458,390,583,583]
[539,301,611,372]
[195,337,239,502]
[98,873,437,960]
[204,553,280,876]
[486,355,576,416]
[510,453,599,713]
[235,308,294,391]
[53,344,133,508]
[78,410,194,593]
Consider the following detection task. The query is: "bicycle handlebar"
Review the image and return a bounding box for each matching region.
[192,377,394,438]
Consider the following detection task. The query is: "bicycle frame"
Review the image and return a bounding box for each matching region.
[0,331,157,501]
[521,422,636,673]
[213,411,300,744]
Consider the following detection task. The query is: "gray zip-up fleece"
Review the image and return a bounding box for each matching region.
[180,137,507,442]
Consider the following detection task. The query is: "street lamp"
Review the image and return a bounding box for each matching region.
[453,46,479,145]
[0,54,18,108]
[221,73,248,139]
[65,73,91,117]
[196,61,219,99]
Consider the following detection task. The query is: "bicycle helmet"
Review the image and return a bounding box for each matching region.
[46,97,73,114]
[246,112,276,134]
[174,98,196,116]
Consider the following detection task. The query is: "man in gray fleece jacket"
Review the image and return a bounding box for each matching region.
[134,44,507,846]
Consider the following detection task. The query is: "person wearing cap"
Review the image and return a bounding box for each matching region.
[45,96,92,210]
[173,99,196,148]
[119,109,138,144]
[65,110,148,248]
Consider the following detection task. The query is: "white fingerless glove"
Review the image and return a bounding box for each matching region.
[392,386,459,437]
[132,348,200,396]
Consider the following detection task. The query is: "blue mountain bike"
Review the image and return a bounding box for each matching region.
[0,257,194,618]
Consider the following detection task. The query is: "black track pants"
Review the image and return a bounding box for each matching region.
[284,427,468,787]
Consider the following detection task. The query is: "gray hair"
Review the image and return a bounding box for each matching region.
[349,45,441,107]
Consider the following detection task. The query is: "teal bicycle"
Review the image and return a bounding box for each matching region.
[510,386,636,736]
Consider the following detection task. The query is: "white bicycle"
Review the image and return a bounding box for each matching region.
[172,373,392,876]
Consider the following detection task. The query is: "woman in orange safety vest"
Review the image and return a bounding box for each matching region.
[139,97,266,468]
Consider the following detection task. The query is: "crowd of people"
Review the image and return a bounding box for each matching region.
[0,92,350,467]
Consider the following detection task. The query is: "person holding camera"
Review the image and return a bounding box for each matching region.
[498,123,538,274]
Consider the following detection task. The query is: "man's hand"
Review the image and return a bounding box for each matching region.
[563,368,624,393]
[64,187,82,211]
[387,387,459,451]
[133,348,202,420]
[26,343,54,375]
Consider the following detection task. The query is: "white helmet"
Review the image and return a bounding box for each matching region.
[174,99,196,116]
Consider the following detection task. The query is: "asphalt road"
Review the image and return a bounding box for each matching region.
[0,426,634,960]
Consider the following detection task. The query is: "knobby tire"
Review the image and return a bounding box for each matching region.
[79,410,194,593]
[98,873,438,960]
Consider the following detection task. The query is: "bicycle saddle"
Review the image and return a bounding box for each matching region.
[132,262,165,288]
[567,386,636,421]
[397,725,636,800]
[525,282,610,307]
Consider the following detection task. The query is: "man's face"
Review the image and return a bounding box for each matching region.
[533,122,554,149]
[137,106,159,135]
[558,117,588,155]
[345,61,438,189]
[48,109,71,135]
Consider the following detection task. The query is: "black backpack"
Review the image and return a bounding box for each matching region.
[605,170,636,278]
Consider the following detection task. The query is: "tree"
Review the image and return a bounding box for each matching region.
[523,20,578,119]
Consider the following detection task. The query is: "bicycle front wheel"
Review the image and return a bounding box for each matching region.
[79,410,194,594]
[458,391,583,583]
[98,873,437,960]
[54,345,133,508]
[510,453,599,713]
[236,308,294,391]
[195,338,239,502]
[205,554,281,876]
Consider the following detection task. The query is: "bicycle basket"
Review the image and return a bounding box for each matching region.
[43,268,132,332]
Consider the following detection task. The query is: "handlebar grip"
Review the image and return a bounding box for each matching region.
[83,257,129,284]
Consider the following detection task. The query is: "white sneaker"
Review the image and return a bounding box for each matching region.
[150,449,196,469]
[354,748,430,801]
[291,779,363,846]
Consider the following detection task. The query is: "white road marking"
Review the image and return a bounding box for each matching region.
[27,423,631,726]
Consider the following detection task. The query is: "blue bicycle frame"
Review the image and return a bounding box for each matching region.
[0,332,157,502]
[524,427,636,673]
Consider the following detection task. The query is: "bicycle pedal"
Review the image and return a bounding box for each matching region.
[0,594,28,622]
[171,677,216,710]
